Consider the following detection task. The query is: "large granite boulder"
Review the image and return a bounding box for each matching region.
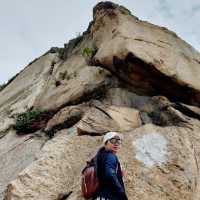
[77,104,142,135]
[33,55,114,111]
[91,2,200,105]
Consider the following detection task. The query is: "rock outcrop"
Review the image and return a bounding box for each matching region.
[92,2,200,105]
[0,1,200,200]
[0,130,48,199]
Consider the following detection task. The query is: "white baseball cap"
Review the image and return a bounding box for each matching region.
[103,131,122,144]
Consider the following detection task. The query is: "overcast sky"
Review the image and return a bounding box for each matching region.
[0,0,200,84]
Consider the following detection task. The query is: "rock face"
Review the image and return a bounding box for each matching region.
[92,2,200,105]
[4,129,102,200]
[4,122,200,200]
[124,121,200,200]
[0,53,60,138]
[1,1,200,200]
[0,130,47,199]
[77,103,142,135]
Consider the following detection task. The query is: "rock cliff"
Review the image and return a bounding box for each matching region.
[0,1,200,200]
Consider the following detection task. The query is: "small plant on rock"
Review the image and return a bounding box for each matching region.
[82,47,96,59]
[14,109,53,134]
[82,46,97,65]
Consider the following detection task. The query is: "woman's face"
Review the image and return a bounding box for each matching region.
[105,136,122,154]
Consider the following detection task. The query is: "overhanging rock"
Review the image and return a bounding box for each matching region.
[91,1,200,105]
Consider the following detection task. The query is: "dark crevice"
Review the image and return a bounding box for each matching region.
[158,40,172,46]
[94,52,200,106]
[126,53,200,105]
[77,127,107,136]
[172,103,200,120]
[0,135,35,157]
[45,114,83,138]
[93,105,113,119]
[137,97,191,127]
[94,59,156,96]
[173,164,185,171]
[146,107,195,129]
[57,191,73,200]
[134,38,165,48]
[194,58,200,65]
[106,52,200,106]
[147,109,183,127]
[0,126,12,139]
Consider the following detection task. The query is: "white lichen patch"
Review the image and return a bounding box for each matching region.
[133,132,168,167]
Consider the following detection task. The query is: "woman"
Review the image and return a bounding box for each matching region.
[95,132,128,200]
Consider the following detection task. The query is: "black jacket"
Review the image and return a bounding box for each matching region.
[96,147,128,200]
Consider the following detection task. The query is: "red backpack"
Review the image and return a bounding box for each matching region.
[81,156,100,199]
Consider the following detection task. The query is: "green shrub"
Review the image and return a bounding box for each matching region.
[14,109,43,134]
[82,47,96,59]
